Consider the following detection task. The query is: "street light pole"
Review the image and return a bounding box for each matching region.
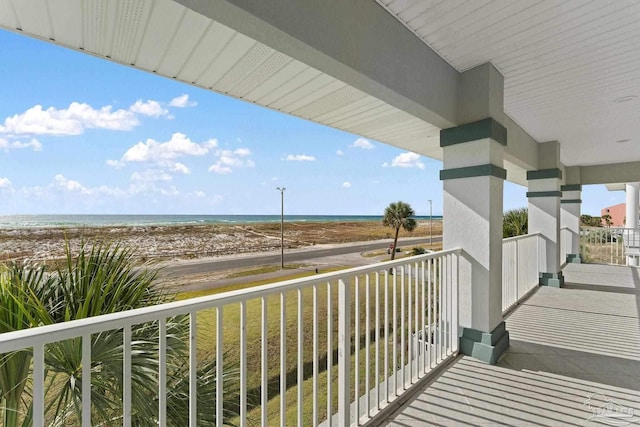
[277,187,286,269]
[428,199,433,247]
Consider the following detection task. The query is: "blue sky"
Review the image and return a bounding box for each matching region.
[0,29,622,216]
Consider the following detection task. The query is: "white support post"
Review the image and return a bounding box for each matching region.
[440,63,509,365]
[560,184,582,264]
[626,183,639,266]
[528,141,564,287]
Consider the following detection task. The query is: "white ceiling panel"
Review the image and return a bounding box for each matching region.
[376,0,640,167]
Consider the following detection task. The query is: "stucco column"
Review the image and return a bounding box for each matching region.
[626,182,639,266]
[440,62,508,365]
[560,184,582,264]
[441,120,508,364]
[528,168,563,287]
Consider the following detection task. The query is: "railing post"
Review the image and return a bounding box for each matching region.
[337,278,351,427]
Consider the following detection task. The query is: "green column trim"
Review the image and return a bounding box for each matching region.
[561,184,582,191]
[459,321,509,365]
[440,118,507,147]
[539,272,564,287]
[560,199,582,204]
[439,164,507,181]
[527,168,563,180]
[566,254,582,264]
[527,191,562,198]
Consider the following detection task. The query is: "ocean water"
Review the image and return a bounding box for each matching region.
[0,214,443,229]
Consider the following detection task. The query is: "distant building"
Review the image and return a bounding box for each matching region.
[601,203,626,226]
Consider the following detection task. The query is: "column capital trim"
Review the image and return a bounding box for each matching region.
[527,168,563,180]
[561,184,582,191]
[440,164,506,181]
[440,118,507,147]
[561,199,582,204]
[527,191,562,198]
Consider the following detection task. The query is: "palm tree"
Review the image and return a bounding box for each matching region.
[382,201,418,260]
[0,241,239,427]
[503,207,528,238]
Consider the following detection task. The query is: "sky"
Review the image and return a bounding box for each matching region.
[0,29,624,216]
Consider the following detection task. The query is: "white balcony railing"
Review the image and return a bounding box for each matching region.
[581,226,640,265]
[502,233,541,313]
[0,248,461,427]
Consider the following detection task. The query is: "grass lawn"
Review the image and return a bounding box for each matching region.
[176,261,444,425]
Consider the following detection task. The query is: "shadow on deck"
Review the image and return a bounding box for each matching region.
[382,263,640,426]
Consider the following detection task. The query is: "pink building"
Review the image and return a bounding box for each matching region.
[601,203,626,226]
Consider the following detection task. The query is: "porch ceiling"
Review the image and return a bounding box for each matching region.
[376,0,640,168]
[2,1,640,171]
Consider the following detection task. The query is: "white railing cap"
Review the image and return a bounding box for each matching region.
[502,232,542,243]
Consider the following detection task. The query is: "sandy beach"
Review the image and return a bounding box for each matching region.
[0,220,443,263]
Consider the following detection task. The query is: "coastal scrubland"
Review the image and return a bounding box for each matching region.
[0,220,442,263]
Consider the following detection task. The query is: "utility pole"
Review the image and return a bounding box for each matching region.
[277,187,286,269]
[428,199,433,247]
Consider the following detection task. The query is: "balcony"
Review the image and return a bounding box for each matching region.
[2,234,639,426]
[385,262,640,426]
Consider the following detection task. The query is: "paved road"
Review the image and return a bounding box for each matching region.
[162,236,442,278]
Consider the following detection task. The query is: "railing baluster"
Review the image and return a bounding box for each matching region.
[392,267,397,398]
[313,285,319,427]
[337,278,351,427]
[327,282,333,426]
[158,318,167,427]
[438,257,443,363]
[240,302,247,427]
[383,270,389,403]
[297,288,303,427]
[216,307,224,427]
[404,264,409,389]
[82,333,92,427]
[365,274,371,417]
[123,325,132,427]
[427,259,432,369]
[33,343,45,427]
[375,272,381,410]
[421,260,426,375]
[280,292,287,427]
[354,276,360,421]
[261,297,268,427]
[190,312,198,427]
[414,262,419,381]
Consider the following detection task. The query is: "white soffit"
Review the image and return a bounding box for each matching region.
[0,0,441,158]
[376,0,640,167]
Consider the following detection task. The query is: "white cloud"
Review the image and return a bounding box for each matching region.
[336,149,344,156]
[0,177,11,188]
[171,162,191,174]
[106,159,125,169]
[390,152,425,169]
[129,100,168,118]
[0,102,139,136]
[122,133,215,163]
[285,154,316,162]
[194,190,206,198]
[131,170,172,183]
[351,138,374,150]
[209,148,255,174]
[54,174,91,194]
[0,137,42,151]
[169,94,197,108]
[382,162,389,168]
[342,181,352,188]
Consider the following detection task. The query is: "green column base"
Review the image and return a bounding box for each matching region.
[459,321,509,364]
[566,254,582,264]
[539,272,564,287]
